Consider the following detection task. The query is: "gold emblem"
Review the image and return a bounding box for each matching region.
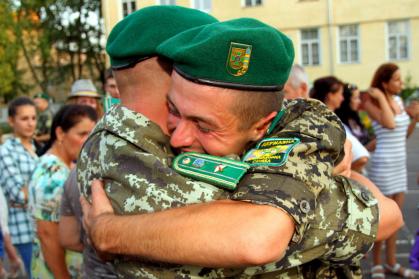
[226,42,252,76]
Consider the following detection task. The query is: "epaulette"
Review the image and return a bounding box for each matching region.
[173,152,250,191]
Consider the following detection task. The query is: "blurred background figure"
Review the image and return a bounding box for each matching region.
[411,172,419,271]
[283,64,309,100]
[335,83,373,172]
[335,84,372,146]
[311,76,370,173]
[28,104,97,279]
[103,68,120,113]
[0,185,26,279]
[0,97,38,278]
[33,92,54,154]
[364,63,418,279]
[67,79,104,118]
[0,226,3,279]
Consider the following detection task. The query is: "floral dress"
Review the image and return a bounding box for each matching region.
[28,154,82,279]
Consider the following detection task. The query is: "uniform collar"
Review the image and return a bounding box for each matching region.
[101,105,173,158]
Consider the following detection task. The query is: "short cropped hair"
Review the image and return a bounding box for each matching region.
[8,96,36,118]
[104,68,114,81]
[229,90,283,130]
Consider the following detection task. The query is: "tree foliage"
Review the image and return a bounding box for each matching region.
[0,1,28,102]
[1,0,105,101]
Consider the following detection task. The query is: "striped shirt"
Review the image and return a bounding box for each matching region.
[0,137,38,244]
[368,96,410,195]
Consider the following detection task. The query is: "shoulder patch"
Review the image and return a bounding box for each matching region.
[243,137,300,166]
[172,152,250,191]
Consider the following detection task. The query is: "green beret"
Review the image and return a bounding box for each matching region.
[157,18,295,91]
[106,6,218,69]
[33,92,50,101]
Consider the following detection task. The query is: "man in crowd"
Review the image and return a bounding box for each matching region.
[76,6,220,278]
[284,64,310,100]
[102,68,120,113]
[33,92,53,150]
[78,9,402,279]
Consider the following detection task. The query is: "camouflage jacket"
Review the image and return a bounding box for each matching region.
[77,101,378,278]
[78,105,226,213]
[36,108,53,137]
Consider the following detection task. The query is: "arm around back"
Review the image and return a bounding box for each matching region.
[83,181,294,267]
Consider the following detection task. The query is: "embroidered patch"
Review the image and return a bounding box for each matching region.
[242,138,300,166]
[226,42,252,77]
[173,152,250,191]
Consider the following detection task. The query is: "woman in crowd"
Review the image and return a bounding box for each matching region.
[67,79,103,118]
[310,76,370,173]
[335,83,373,145]
[366,63,418,279]
[0,97,38,278]
[334,83,373,172]
[29,104,97,279]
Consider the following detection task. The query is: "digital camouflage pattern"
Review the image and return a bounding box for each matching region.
[77,100,378,278]
[227,99,378,278]
[35,108,53,139]
[78,105,226,213]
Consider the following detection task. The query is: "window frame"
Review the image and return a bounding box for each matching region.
[337,24,360,64]
[191,0,212,13]
[299,28,322,67]
[157,0,177,5]
[242,0,263,8]
[120,0,137,18]
[386,19,411,61]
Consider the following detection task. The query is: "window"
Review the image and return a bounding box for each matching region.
[158,0,176,5]
[339,24,359,63]
[243,0,262,7]
[300,28,320,66]
[122,0,136,17]
[387,20,410,60]
[192,0,211,13]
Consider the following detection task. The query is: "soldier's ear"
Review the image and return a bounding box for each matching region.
[250,111,277,141]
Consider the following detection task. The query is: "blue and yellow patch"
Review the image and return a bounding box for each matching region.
[243,137,300,166]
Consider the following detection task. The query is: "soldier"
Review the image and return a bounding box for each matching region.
[79,15,402,279]
[33,92,53,148]
[102,68,120,113]
[77,5,221,279]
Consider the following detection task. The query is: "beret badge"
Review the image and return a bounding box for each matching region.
[226,42,252,77]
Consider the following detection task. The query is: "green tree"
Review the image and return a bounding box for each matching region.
[0,1,27,102]
[15,0,105,100]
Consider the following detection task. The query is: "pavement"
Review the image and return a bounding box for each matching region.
[362,127,419,278]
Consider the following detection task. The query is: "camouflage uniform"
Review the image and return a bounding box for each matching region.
[36,108,53,139]
[78,99,378,278]
[228,99,378,279]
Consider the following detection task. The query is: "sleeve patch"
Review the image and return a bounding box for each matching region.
[242,137,300,166]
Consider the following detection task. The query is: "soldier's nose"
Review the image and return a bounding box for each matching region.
[170,120,195,149]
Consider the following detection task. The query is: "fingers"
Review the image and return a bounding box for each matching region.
[80,196,92,233]
[91,179,114,215]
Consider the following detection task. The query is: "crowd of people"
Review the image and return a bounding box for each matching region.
[0,4,418,279]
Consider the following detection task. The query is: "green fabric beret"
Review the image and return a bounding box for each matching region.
[157,18,295,91]
[106,6,218,69]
